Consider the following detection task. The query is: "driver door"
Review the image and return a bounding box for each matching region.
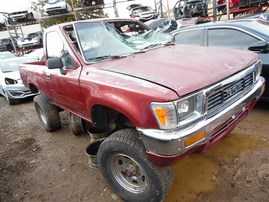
[45,31,85,113]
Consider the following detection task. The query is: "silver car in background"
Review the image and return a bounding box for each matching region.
[17,31,43,49]
[0,57,38,104]
[43,0,72,16]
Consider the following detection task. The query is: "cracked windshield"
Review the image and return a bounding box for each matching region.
[74,21,173,62]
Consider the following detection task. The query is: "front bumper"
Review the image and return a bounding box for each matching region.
[138,77,265,164]
[18,40,40,48]
[9,11,29,20]
[4,83,37,99]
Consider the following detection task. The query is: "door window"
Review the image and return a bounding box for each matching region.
[46,31,75,69]
[174,29,203,45]
[208,28,259,50]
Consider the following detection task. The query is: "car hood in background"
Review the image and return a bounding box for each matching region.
[95,45,259,97]
[3,71,21,81]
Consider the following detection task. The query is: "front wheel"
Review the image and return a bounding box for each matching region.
[4,91,16,105]
[97,129,173,202]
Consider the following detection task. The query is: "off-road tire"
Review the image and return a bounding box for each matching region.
[69,113,85,136]
[97,129,173,202]
[34,95,61,132]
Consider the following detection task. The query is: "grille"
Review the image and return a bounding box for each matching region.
[47,7,62,10]
[207,73,254,114]
[10,11,27,15]
[210,100,255,142]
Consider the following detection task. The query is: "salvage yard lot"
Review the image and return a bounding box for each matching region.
[0,96,269,202]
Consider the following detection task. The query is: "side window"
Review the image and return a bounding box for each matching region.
[46,32,76,69]
[208,28,259,50]
[174,29,203,45]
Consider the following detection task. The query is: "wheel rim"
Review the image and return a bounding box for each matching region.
[37,105,47,125]
[110,154,149,194]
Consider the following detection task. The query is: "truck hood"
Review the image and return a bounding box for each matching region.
[96,45,259,97]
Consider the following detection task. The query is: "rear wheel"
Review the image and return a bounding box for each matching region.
[34,95,61,132]
[97,129,173,202]
[69,113,85,136]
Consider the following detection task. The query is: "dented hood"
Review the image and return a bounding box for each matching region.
[96,45,259,97]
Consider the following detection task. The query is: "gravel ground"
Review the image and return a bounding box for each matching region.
[0,96,269,202]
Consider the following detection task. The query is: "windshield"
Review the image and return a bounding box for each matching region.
[0,58,33,73]
[74,21,173,63]
[0,52,16,60]
[240,21,269,37]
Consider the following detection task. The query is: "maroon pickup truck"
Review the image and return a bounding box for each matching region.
[19,18,265,202]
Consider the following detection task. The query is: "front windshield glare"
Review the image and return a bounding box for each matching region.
[74,21,173,63]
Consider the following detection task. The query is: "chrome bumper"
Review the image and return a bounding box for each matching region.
[138,77,265,156]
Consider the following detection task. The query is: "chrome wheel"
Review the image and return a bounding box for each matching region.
[110,154,148,194]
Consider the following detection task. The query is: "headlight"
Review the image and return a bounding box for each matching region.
[175,92,205,126]
[254,60,262,81]
[151,92,205,129]
[5,78,18,85]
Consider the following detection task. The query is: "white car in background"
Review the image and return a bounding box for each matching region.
[8,4,39,22]
[0,52,16,60]
[43,0,72,16]
[0,15,6,30]
[17,31,43,49]
[23,48,44,61]
[0,57,38,104]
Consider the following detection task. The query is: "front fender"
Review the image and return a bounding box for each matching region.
[80,69,179,129]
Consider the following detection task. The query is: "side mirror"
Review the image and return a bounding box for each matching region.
[47,57,63,69]
[248,41,269,53]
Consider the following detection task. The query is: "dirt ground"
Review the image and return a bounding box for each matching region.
[0,96,269,202]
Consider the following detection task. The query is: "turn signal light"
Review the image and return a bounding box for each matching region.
[155,108,166,125]
[184,131,206,147]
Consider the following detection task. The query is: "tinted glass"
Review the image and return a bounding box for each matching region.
[174,29,203,45]
[208,28,259,50]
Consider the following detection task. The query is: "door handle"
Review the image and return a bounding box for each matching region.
[45,72,51,80]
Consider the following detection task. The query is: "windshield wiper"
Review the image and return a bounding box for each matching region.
[164,41,175,46]
[141,41,175,51]
[141,43,162,50]
[88,55,127,62]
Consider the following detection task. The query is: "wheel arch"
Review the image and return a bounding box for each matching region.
[90,104,135,129]
[29,83,39,93]
[88,94,158,129]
